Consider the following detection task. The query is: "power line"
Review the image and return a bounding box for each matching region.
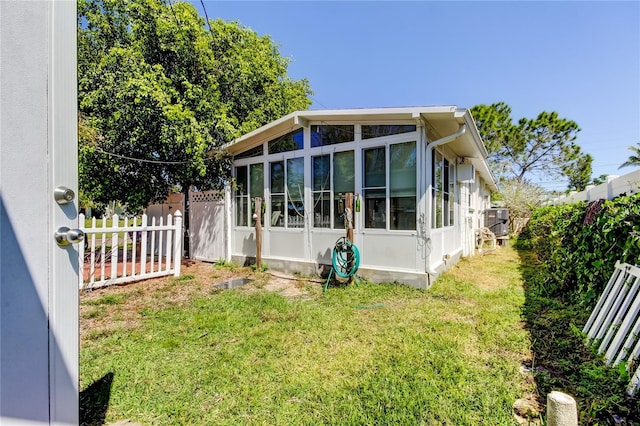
[95,148,190,165]
[166,0,181,29]
[200,0,215,41]
[309,95,330,110]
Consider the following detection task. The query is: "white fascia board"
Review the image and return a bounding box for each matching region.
[223,111,299,154]
[454,109,497,191]
[225,106,460,156]
[457,109,489,158]
[299,105,457,118]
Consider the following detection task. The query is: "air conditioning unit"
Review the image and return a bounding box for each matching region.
[457,163,475,183]
[484,208,509,237]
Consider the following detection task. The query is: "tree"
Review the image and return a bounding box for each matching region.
[497,179,546,235]
[591,174,609,186]
[619,142,640,169]
[471,102,592,191]
[563,153,592,191]
[78,0,312,211]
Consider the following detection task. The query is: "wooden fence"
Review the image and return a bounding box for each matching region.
[583,261,640,395]
[79,211,182,290]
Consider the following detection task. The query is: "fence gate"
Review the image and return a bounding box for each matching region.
[189,190,227,262]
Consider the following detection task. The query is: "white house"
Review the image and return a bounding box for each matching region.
[224,106,497,289]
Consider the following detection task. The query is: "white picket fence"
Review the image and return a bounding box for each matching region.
[79,211,183,290]
[583,261,640,395]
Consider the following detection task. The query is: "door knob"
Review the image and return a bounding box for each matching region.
[55,227,85,247]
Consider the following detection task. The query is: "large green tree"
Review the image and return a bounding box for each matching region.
[78,0,312,211]
[471,102,592,191]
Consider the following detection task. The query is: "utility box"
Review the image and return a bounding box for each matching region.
[485,208,509,237]
[457,163,475,183]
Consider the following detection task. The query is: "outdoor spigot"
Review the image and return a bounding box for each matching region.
[55,227,85,247]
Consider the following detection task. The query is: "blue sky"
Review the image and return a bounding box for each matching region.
[192,1,639,190]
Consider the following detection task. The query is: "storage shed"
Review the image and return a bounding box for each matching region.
[225,106,497,288]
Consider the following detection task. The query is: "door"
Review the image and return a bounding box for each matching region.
[189,191,227,261]
[0,1,79,424]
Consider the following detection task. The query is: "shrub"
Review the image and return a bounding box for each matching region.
[521,193,640,305]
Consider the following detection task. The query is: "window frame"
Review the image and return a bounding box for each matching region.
[233,161,265,228]
[232,122,420,233]
[362,140,418,231]
[431,148,455,230]
[311,154,332,228]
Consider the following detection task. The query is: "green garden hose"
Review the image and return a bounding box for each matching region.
[323,237,361,293]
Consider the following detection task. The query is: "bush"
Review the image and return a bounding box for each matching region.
[521,193,640,305]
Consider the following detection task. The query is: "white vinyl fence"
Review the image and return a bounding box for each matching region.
[79,211,182,290]
[552,170,640,204]
[583,261,640,395]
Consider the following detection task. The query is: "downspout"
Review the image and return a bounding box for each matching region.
[419,119,467,277]
[429,123,466,149]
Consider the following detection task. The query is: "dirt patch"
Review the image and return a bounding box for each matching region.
[80,261,318,343]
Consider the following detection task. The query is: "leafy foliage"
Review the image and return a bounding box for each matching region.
[591,174,610,186]
[519,193,640,305]
[78,0,312,211]
[520,272,638,424]
[496,179,546,235]
[471,102,592,190]
[619,142,640,169]
[517,200,640,423]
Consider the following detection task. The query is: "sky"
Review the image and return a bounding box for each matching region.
[191,1,640,191]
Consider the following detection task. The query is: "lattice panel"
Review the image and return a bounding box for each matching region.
[190,190,224,203]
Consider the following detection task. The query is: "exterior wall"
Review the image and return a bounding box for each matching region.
[231,122,430,287]
[230,118,493,288]
[426,144,462,274]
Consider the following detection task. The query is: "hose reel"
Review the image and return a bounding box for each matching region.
[324,236,360,293]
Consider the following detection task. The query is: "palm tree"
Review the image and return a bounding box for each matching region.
[619,142,640,169]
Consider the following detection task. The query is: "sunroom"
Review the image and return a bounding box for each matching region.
[225,106,496,289]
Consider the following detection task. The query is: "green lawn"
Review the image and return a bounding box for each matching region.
[80,248,532,425]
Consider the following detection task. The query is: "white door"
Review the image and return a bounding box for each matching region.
[0,1,79,424]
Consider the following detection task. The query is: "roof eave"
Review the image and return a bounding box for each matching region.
[224,106,461,155]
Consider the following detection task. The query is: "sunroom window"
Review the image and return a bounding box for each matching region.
[363,142,417,230]
[363,147,387,229]
[235,144,264,159]
[234,164,264,227]
[310,151,356,229]
[390,141,417,230]
[333,150,355,229]
[268,129,303,154]
[270,158,305,228]
[311,125,354,147]
[361,124,416,139]
[432,150,454,229]
[287,158,305,228]
[312,155,331,228]
[235,165,249,226]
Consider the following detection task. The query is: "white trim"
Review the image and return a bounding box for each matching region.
[49,1,79,423]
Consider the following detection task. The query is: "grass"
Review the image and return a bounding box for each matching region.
[516,247,640,424]
[80,248,532,425]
